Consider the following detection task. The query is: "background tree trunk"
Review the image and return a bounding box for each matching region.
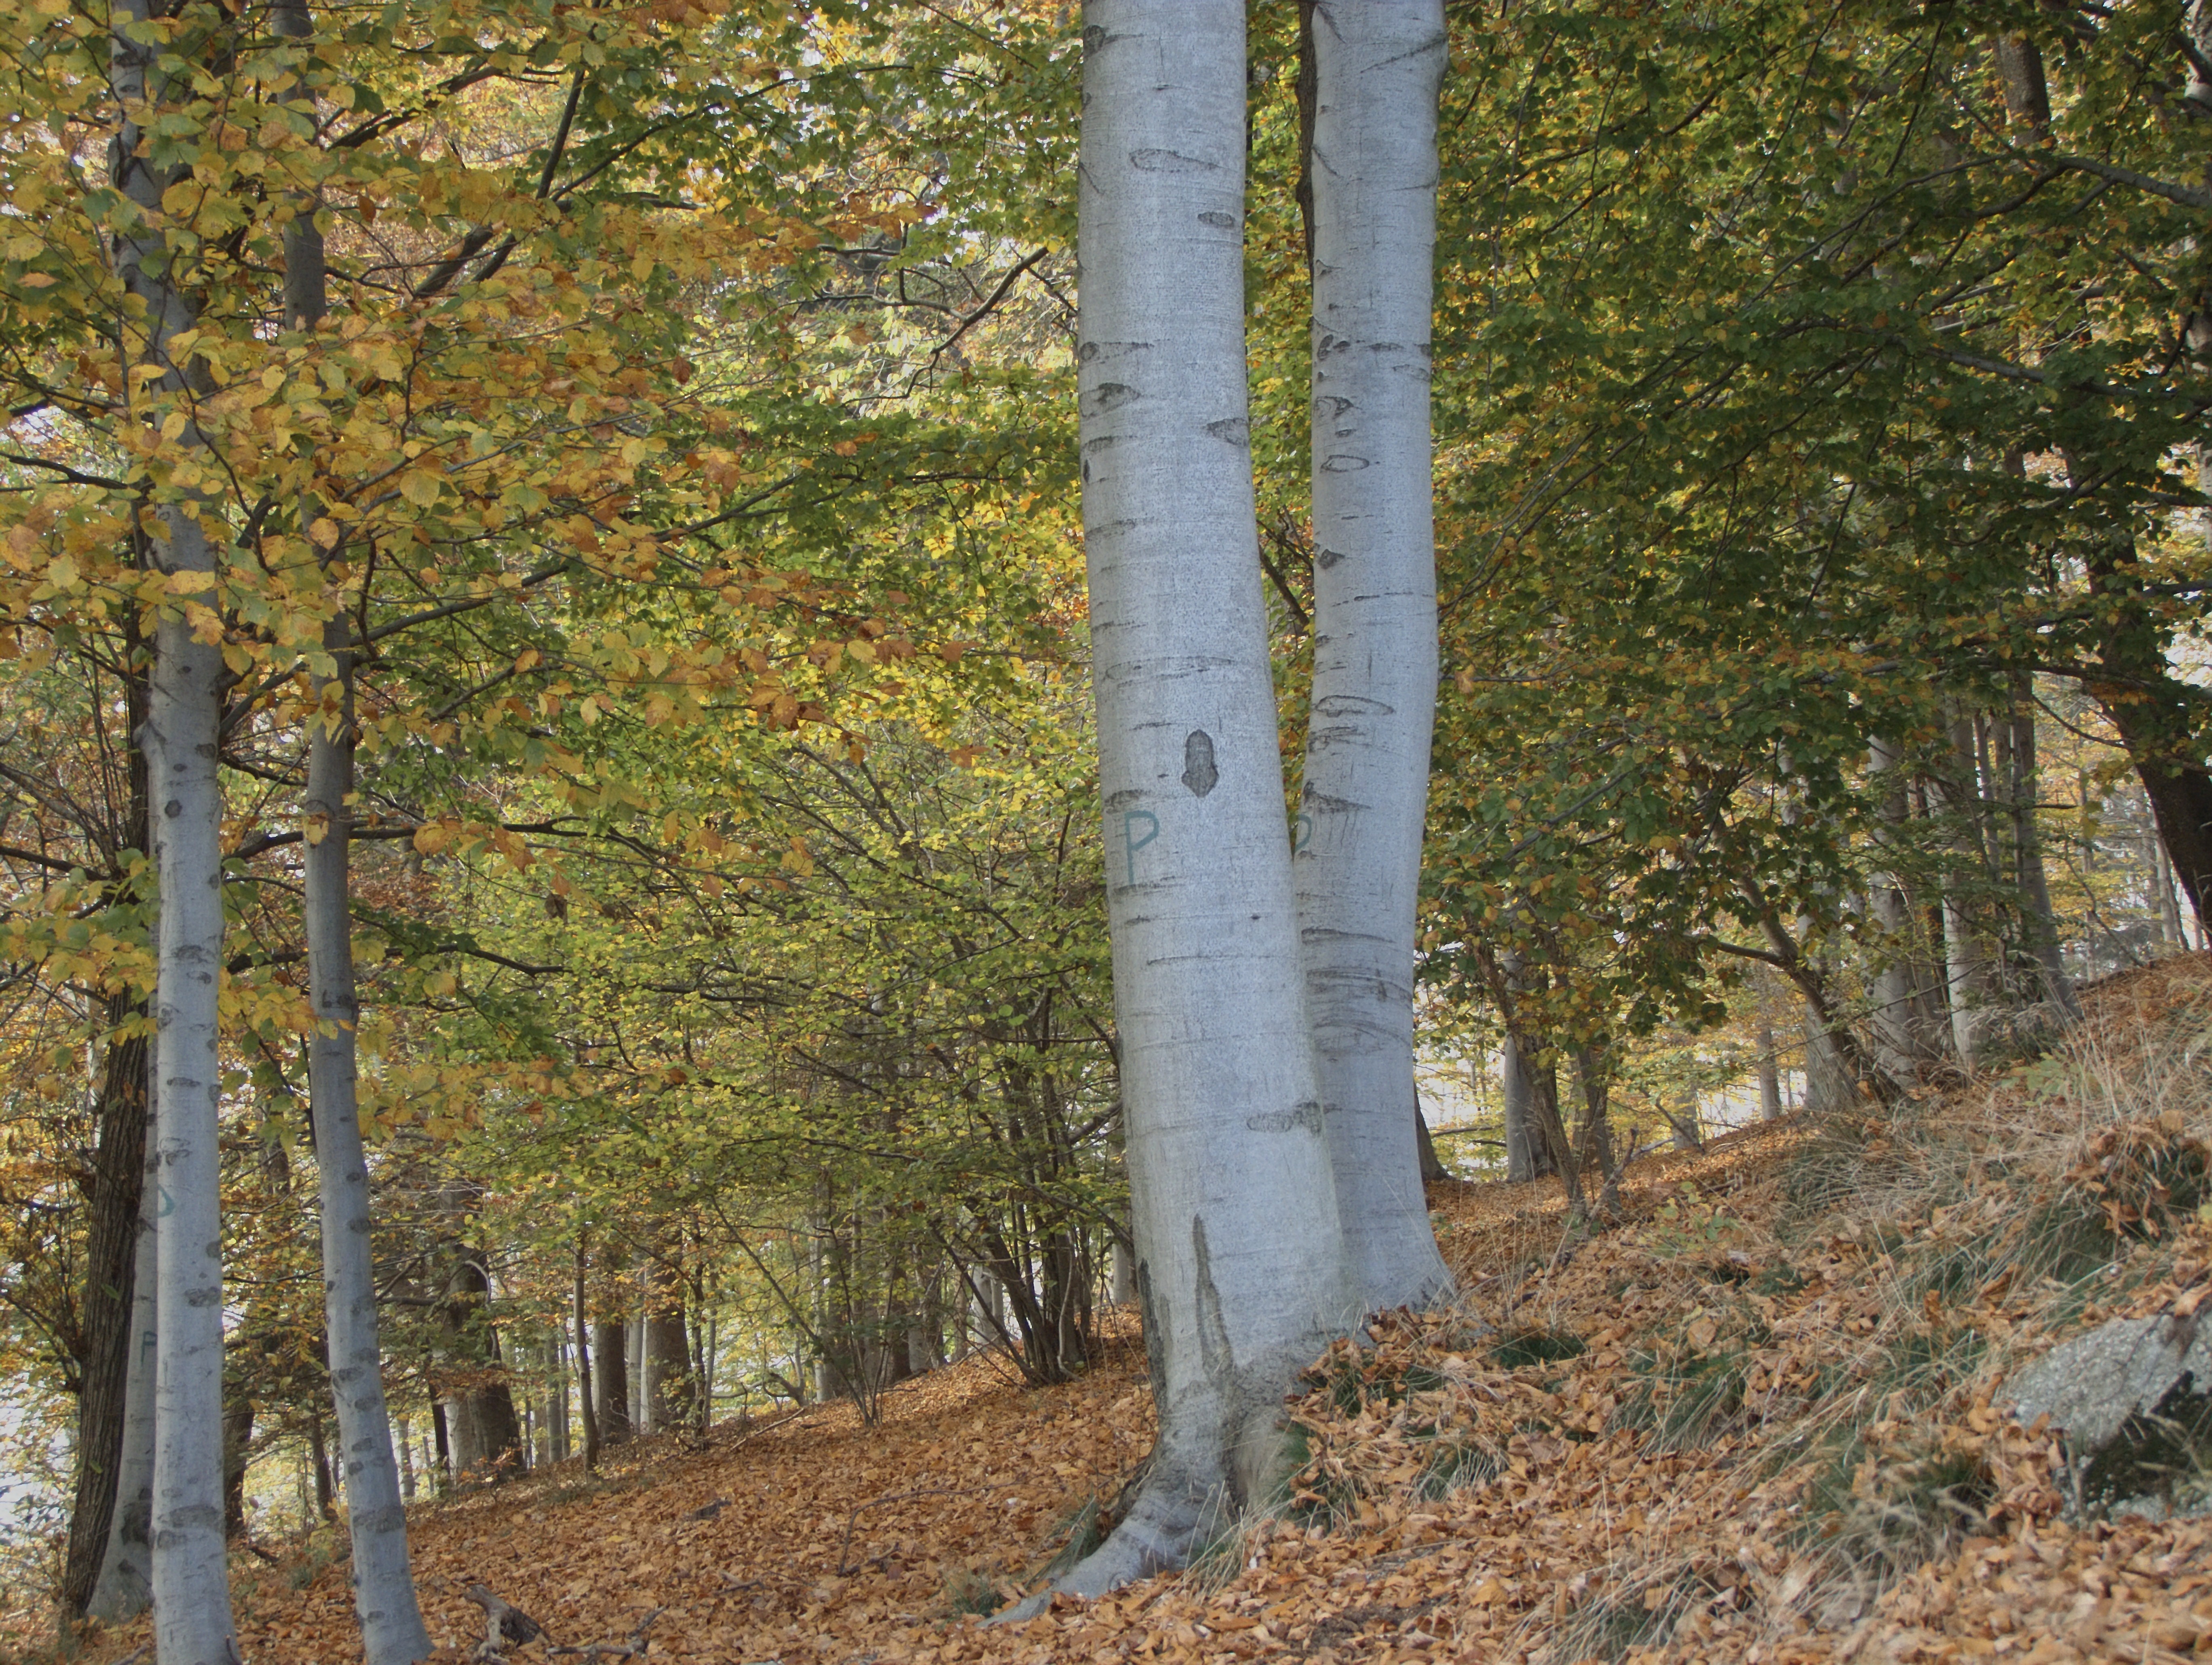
[60,1006,149,1617]
[304,624,434,1663]
[591,1315,630,1446]
[87,1046,159,1625]
[574,1246,601,1472]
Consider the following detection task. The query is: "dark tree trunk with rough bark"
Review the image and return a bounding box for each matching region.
[61,1009,149,1616]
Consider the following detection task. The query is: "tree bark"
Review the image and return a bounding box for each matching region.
[61,1008,149,1617]
[1294,0,1452,1316]
[1500,1034,1549,1181]
[591,1317,631,1446]
[2005,685,2081,1019]
[1756,1019,1784,1121]
[87,1041,159,1625]
[112,0,243,1641]
[304,618,433,1661]
[1059,0,1349,1595]
[1414,1106,1447,1183]
[1936,712,1999,1069]
[574,1246,600,1473]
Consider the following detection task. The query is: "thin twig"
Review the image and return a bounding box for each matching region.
[835,1483,1021,1575]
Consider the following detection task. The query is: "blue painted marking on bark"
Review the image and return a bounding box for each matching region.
[1294,812,1313,853]
[1123,810,1159,884]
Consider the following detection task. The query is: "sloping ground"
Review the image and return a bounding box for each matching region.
[36,953,2212,1665]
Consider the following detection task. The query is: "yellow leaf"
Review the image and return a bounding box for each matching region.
[399,471,441,509]
[308,517,341,548]
[17,272,57,289]
[165,569,217,593]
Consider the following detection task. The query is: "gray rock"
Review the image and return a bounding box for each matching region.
[2008,1311,2212,1517]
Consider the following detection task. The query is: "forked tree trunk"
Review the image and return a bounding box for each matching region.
[1059,0,1348,1595]
[118,0,243,1635]
[1293,0,1451,1316]
[304,631,434,1663]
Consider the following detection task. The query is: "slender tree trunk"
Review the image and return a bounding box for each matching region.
[1501,1035,1543,1181]
[1060,0,1348,1594]
[308,1408,335,1520]
[1867,738,1944,1075]
[1756,1020,1784,1120]
[1413,1106,1448,1182]
[574,1246,600,1473]
[220,1387,253,1539]
[61,1005,150,1617]
[304,620,433,1661]
[1294,0,1451,1315]
[2005,687,2080,1019]
[113,0,241,1645]
[87,1041,158,1625]
[1936,712,1998,1069]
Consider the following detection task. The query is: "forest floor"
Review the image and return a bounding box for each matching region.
[31,953,2212,1665]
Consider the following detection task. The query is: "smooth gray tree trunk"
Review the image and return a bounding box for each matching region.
[285,6,431,1634]
[1060,0,1349,1595]
[1501,1036,1540,1182]
[2005,692,2080,1020]
[115,0,243,1647]
[1293,0,1451,1316]
[1939,708,2000,1068]
[1756,1020,1784,1121]
[305,633,434,1665]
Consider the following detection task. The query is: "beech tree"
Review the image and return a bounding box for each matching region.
[1294,0,1450,1315]
[1053,0,1455,1593]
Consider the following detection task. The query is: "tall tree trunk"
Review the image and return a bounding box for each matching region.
[220,1387,253,1539]
[61,1005,150,1617]
[574,1246,601,1473]
[643,1260,690,1433]
[1413,1106,1447,1183]
[63,647,152,1621]
[591,1316,630,1446]
[1293,0,1451,1315]
[1756,1019,1784,1121]
[114,0,242,1644]
[441,1250,523,1484]
[1060,0,1349,1595]
[87,1043,159,1625]
[1500,1035,1545,1181]
[1937,711,1998,1069]
[304,618,433,1662]
[1866,737,1946,1075]
[2005,684,2081,1019]
[2075,478,2212,931]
